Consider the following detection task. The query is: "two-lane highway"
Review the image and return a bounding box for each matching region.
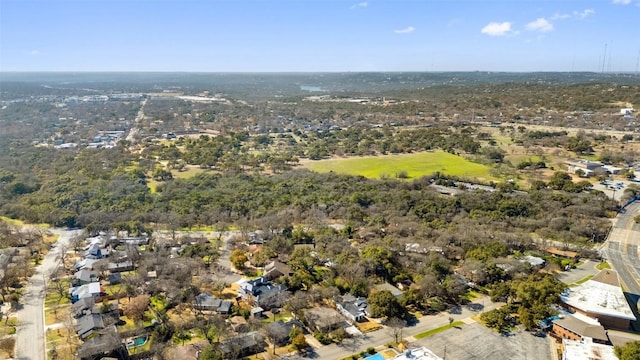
[603,202,640,295]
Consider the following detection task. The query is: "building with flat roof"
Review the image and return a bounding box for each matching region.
[560,270,636,330]
[561,338,617,360]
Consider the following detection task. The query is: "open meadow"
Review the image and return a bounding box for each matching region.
[301,151,498,181]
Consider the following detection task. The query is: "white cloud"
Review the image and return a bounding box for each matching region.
[27,50,40,55]
[394,26,415,34]
[550,8,594,21]
[612,0,631,4]
[481,22,515,36]
[550,13,571,20]
[350,2,368,9]
[575,9,595,18]
[526,18,554,32]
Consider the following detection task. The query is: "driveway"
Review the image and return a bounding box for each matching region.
[15,229,81,360]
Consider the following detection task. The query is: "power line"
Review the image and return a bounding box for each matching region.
[602,43,607,73]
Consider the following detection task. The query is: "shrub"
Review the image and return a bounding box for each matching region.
[313,331,332,345]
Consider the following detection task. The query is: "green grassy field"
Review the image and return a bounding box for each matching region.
[302,151,498,181]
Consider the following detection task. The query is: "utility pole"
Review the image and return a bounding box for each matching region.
[602,44,607,73]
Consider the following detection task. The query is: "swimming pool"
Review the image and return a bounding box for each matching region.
[364,353,385,360]
[125,335,148,349]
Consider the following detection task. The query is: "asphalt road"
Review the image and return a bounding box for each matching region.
[603,202,640,296]
[15,229,80,360]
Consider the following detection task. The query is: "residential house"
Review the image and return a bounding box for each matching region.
[336,294,369,322]
[69,282,103,303]
[71,297,119,320]
[265,320,305,346]
[193,292,233,314]
[71,297,99,319]
[546,247,579,261]
[219,331,266,359]
[84,243,105,259]
[74,258,103,271]
[239,277,288,309]
[73,269,99,285]
[75,314,105,339]
[119,236,149,246]
[374,283,403,298]
[77,330,128,360]
[520,255,546,268]
[304,306,344,332]
[264,261,292,280]
[108,260,134,273]
[229,316,249,333]
[84,235,107,248]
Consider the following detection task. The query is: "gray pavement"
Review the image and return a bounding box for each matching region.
[311,296,503,360]
[556,259,599,285]
[15,229,81,360]
[414,322,552,360]
[602,201,640,295]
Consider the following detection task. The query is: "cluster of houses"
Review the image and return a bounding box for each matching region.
[68,234,148,360]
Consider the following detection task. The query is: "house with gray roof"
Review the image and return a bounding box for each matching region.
[336,294,369,322]
[193,292,233,314]
[304,306,344,332]
[264,261,292,280]
[73,269,99,285]
[71,297,97,319]
[239,277,289,309]
[219,331,266,358]
[75,314,105,339]
[69,282,103,303]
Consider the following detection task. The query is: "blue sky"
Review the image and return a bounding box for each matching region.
[1,0,639,72]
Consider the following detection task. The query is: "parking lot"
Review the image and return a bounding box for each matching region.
[412,323,552,360]
[591,179,637,200]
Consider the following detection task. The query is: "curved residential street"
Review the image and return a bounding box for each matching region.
[603,202,640,295]
[15,229,81,360]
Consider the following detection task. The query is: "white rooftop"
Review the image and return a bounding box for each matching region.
[520,255,545,267]
[561,270,636,321]
[562,339,617,360]
[392,347,443,360]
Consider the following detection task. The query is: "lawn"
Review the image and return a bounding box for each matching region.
[571,275,594,287]
[596,262,611,270]
[45,305,70,325]
[355,319,383,333]
[413,321,465,339]
[302,151,497,181]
